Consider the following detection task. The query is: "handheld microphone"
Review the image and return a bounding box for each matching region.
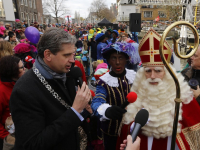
[131,109,149,142]
[67,67,83,87]
[120,92,137,109]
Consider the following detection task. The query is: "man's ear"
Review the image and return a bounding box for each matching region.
[43,49,52,62]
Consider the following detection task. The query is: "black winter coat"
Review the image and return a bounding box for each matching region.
[10,69,81,150]
[75,40,83,49]
[88,39,97,60]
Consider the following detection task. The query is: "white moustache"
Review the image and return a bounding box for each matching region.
[146,78,162,83]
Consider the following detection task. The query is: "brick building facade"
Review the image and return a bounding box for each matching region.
[16,0,43,25]
[141,5,169,22]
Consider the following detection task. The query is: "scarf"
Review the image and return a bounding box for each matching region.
[37,57,66,85]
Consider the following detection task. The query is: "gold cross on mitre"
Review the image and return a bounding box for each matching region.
[139,28,172,66]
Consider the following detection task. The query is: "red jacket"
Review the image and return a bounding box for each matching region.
[0,79,15,139]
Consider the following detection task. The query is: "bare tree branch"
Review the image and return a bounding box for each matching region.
[42,0,69,23]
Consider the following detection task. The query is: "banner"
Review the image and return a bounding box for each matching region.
[65,15,72,23]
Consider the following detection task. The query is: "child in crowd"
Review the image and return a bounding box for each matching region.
[82,31,88,50]
[0,21,5,38]
[94,63,109,81]
[15,19,22,30]
[75,37,83,49]
[89,61,100,92]
[82,51,90,76]
[76,48,83,58]
[92,61,99,76]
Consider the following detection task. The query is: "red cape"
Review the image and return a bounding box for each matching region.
[116,98,200,150]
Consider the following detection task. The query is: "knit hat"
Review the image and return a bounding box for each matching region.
[95,33,104,41]
[94,63,109,80]
[101,42,141,64]
[95,63,108,72]
[76,48,82,53]
[14,43,37,54]
[82,51,88,55]
[15,19,20,22]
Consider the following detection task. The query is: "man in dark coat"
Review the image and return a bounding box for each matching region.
[10,28,91,150]
[87,33,97,62]
[181,45,200,105]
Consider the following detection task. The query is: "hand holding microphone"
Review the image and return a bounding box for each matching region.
[68,67,91,113]
[120,136,141,150]
[105,92,137,120]
[131,109,149,142]
[123,109,149,150]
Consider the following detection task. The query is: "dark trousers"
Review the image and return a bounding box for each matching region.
[0,138,3,150]
[103,133,117,150]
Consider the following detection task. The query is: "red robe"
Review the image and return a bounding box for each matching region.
[116,99,200,150]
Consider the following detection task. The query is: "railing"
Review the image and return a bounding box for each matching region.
[133,0,189,5]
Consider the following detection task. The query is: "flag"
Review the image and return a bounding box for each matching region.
[155,16,160,22]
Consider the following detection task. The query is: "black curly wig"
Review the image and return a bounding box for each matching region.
[0,55,21,79]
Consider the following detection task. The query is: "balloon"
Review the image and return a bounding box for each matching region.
[25,27,40,44]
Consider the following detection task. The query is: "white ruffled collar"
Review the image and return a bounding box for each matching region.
[100,69,136,87]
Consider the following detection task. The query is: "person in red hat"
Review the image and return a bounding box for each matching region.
[118,28,200,150]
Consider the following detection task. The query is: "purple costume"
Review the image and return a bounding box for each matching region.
[91,69,136,136]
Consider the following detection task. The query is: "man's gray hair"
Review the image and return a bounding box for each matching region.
[37,28,77,58]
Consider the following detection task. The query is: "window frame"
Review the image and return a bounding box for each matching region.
[33,0,36,9]
[24,0,28,6]
[158,11,167,18]
[21,12,24,20]
[144,11,153,18]
[29,0,32,8]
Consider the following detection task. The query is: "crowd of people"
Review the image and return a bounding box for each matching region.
[0,18,199,150]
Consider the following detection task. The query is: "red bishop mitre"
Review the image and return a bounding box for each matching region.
[139,28,172,66]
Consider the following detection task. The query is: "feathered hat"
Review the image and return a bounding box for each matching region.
[101,42,141,64]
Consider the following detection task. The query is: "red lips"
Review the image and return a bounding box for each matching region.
[116,68,121,71]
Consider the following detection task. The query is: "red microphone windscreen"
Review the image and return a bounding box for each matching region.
[126,92,137,103]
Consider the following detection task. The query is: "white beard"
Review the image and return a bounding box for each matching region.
[123,65,193,139]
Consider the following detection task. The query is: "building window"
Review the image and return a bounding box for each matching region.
[24,0,28,6]
[33,0,36,9]
[32,14,34,23]
[144,11,153,18]
[29,0,32,8]
[0,0,5,18]
[21,0,24,5]
[35,14,37,22]
[21,12,24,20]
[158,11,166,18]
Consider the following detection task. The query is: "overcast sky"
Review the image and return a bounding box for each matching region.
[66,0,116,18]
